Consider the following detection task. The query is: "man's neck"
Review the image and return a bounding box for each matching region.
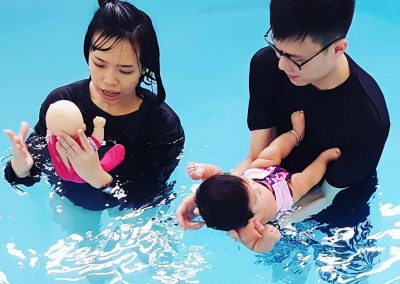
[312,55,350,90]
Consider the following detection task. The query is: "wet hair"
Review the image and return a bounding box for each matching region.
[84,0,165,106]
[195,174,254,231]
[270,0,355,46]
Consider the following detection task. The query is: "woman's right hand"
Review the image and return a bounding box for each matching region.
[4,122,34,178]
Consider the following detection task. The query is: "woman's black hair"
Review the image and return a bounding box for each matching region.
[84,0,165,106]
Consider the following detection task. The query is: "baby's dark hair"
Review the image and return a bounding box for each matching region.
[270,0,355,46]
[84,0,165,107]
[195,174,254,231]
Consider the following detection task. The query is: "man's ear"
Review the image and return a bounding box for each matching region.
[334,39,348,55]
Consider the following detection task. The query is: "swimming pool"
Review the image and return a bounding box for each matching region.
[1,0,399,283]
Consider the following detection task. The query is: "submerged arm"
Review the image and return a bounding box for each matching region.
[286,180,346,223]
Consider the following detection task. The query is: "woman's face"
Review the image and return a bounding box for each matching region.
[88,36,143,106]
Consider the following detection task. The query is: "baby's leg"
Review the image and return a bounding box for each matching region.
[250,111,305,168]
[289,148,341,202]
[92,116,106,143]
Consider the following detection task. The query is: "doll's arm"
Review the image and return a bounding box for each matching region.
[92,116,106,144]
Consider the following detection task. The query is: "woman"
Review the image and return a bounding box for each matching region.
[4,0,184,210]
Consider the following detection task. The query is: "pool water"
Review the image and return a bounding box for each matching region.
[1,0,399,283]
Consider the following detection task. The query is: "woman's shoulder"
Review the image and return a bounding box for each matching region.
[46,79,90,101]
[150,101,182,129]
[139,90,184,139]
[140,89,181,123]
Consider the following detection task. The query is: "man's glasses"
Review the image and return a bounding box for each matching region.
[264,28,344,71]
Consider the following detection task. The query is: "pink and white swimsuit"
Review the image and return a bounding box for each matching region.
[243,166,294,212]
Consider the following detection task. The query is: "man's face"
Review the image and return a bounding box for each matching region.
[273,36,342,88]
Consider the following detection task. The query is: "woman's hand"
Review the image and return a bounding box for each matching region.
[56,129,112,188]
[4,122,34,178]
[176,193,205,230]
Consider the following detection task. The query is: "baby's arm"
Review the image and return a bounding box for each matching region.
[92,116,106,143]
[234,220,281,253]
[187,163,222,181]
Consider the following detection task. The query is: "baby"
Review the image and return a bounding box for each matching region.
[184,111,340,252]
[46,100,125,183]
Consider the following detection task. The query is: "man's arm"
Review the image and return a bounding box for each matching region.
[325,124,389,188]
[232,128,277,176]
[286,180,345,223]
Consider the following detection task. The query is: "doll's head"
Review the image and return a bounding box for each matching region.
[46,100,86,138]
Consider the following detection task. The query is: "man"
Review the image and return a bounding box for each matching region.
[177,0,390,230]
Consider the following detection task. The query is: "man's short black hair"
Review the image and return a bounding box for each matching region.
[195,174,254,231]
[270,0,355,46]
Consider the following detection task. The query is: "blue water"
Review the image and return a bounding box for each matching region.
[1,0,399,283]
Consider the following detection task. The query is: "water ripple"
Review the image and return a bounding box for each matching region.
[41,201,210,283]
[255,219,384,284]
[0,271,10,284]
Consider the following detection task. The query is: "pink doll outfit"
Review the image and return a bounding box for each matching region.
[243,167,293,212]
[46,131,125,183]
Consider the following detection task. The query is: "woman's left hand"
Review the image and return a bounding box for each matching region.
[56,129,111,188]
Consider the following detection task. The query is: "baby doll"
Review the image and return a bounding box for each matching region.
[45,100,125,183]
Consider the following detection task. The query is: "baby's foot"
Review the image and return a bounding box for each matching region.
[320,147,341,162]
[291,110,305,141]
[93,116,106,128]
[187,162,205,180]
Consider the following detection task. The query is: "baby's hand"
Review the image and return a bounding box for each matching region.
[93,116,106,128]
[187,162,205,180]
[252,220,281,253]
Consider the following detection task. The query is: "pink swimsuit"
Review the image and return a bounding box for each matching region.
[243,167,294,212]
[46,132,125,183]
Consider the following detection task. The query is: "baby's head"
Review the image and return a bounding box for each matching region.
[46,100,86,138]
[195,174,254,231]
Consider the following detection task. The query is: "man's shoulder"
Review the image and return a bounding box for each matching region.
[347,55,390,125]
[250,47,287,86]
[251,47,278,68]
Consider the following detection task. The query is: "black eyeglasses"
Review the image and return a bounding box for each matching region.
[264,28,344,71]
